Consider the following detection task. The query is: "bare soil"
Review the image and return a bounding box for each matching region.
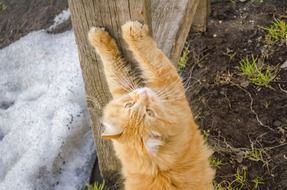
[0,0,70,48]
[183,1,287,189]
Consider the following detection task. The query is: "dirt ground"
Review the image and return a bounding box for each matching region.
[183,1,287,189]
[1,0,286,190]
[0,0,69,49]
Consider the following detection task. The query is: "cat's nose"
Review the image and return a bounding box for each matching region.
[135,88,150,105]
[138,89,148,96]
[137,88,149,100]
[137,87,148,94]
[136,87,150,96]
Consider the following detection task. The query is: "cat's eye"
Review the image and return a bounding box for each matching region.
[146,108,155,117]
[124,102,134,108]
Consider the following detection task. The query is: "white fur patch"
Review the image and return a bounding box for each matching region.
[101,122,123,137]
[145,138,163,155]
[135,87,153,95]
[151,130,161,137]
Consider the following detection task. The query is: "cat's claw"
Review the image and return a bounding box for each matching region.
[90,26,105,32]
[88,27,106,41]
[121,21,149,41]
[88,26,116,50]
[88,27,110,45]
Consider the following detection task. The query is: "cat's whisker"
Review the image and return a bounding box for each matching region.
[113,79,130,93]
[107,61,141,93]
[157,90,185,99]
[156,88,183,99]
[155,80,181,93]
[114,75,136,93]
[128,80,139,91]
[159,95,185,102]
[155,86,172,96]
[119,77,133,90]
[158,91,184,98]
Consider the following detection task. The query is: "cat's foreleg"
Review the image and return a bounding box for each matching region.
[88,27,138,98]
[121,21,185,97]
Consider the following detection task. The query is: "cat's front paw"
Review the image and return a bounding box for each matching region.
[121,21,149,42]
[88,27,117,51]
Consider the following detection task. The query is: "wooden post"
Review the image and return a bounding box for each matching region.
[191,0,209,32]
[68,0,207,188]
[68,1,150,188]
[151,0,201,64]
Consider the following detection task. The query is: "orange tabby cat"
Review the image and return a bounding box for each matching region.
[88,21,215,190]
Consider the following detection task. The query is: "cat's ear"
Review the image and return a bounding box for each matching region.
[101,122,123,140]
[145,131,164,155]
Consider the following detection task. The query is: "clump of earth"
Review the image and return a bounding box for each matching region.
[183,0,287,189]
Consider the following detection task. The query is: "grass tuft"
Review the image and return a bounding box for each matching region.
[209,156,223,169]
[214,182,231,190]
[202,129,210,140]
[245,146,264,162]
[262,19,287,45]
[83,181,107,190]
[252,176,264,189]
[240,55,278,87]
[178,45,190,70]
[233,168,247,189]
[0,1,7,12]
[215,168,249,190]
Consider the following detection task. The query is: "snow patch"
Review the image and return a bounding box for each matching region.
[281,60,287,69]
[0,30,95,190]
[48,9,71,31]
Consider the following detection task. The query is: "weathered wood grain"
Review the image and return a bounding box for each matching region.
[68,0,150,187]
[191,0,209,32]
[151,0,201,64]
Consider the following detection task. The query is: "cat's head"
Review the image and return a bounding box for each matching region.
[101,87,175,155]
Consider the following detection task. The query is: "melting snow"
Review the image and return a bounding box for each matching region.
[0,29,95,190]
[48,9,71,31]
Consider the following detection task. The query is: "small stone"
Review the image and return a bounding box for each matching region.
[213,34,217,38]
[281,60,287,69]
[240,80,250,88]
[235,151,245,163]
[273,120,282,127]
